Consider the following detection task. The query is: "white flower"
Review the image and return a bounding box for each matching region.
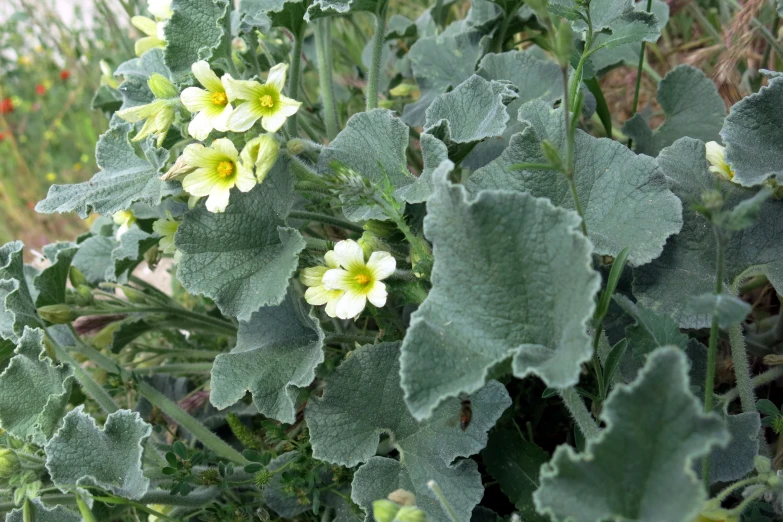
[240,134,279,183]
[131,15,166,56]
[321,240,396,319]
[705,141,735,180]
[180,61,234,141]
[113,210,136,240]
[181,138,256,213]
[301,250,344,318]
[147,0,173,20]
[152,211,179,254]
[225,63,302,133]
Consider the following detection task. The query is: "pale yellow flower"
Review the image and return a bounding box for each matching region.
[180,61,234,141]
[301,250,344,318]
[113,210,136,240]
[225,64,301,133]
[705,141,735,180]
[152,211,179,254]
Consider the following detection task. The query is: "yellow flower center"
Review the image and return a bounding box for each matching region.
[216,160,234,178]
[211,91,228,106]
[354,273,370,285]
[260,94,274,108]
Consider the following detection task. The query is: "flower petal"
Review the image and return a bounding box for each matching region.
[235,163,257,192]
[224,77,262,102]
[188,110,216,141]
[324,250,339,269]
[322,268,353,291]
[210,138,238,160]
[334,292,367,320]
[260,111,287,133]
[366,251,396,280]
[180,87,212,113]
[134,36,165,56]
[211,103,233,133]
[182,167,219,197]
[131,16,158,37]
[192,60,223,93]
[183,143,222,167]
[206,185,232,213]
[367,281,387,307]
[324,298,339,318]
[305,285,338,306]
[333,239,365,271]
[266,63,288,92]
[227,102,262,132]
[278,95,302,117]
[300,266,328,287]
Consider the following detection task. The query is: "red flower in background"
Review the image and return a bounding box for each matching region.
[0,98,12,113]
[59,70,70,81]
[0,131,7,142]
[35,84,46,95]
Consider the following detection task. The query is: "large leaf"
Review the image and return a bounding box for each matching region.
[466,100,683,266]
[634,137,783,328]
[0,241,39,341]
[464,49,563,169]
[551,0,661,48]
[164,0,230,80]
[305,0,382,21]
[534,347,729,522]
[423,75,517,163]
[721,76,783,186]
[210,291,324,423]
[4,499,81,522]
[708,412,760,485]
[175,160,305,321]
[33,242,78,308]
[110,228,160,280]
[36,123,178,218]
[72,235,119,285]
[306,342,511,522]
[623,65,725,157]
[397,133,453,205]
[402,30,486,127]
[45,407,152,500]
[317,109,415,221]
[239,0,307,35]
[482,429,549,522]
[400,170,599,420]
[0,328,73,445]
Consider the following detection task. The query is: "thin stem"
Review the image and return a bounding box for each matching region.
[53,344,119,414]
[77,306,236,335]
[568,15,593,114]
[132,363,214,375]
[289,210,364,233]
[628,0,653,148]
[366,0,389,111]
[314,19,338,140]
[493,4,514,53]
[371,194,431,265]
[702,227,726,486]
[591,329,606,402]
[714,475,768,503]
[427,481,461,522]
[287,31,304,136]
[728,323,756,413]
[561,66,588,237]
[729,485,771,517]
[717,363,783,405]
[560,386,600,440]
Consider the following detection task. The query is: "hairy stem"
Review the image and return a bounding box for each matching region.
[289,210,364,233]
[561,66,588,236]
[560,386,600,440]
[314,19,338,140]
[366,0,389,111]
[628,0,653,148]
[728,323,756,413]
[287,31,304,136]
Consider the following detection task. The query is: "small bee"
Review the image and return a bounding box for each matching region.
[459,398,472,431]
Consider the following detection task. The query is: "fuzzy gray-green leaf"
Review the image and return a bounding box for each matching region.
[0,242,39,341]
[623,65,725,157]
[164,0,230,80]
[45,407,151,499]
[306,342,510,522]
[401,170,599,420]
[34,242,78,308]
[35,123,178,218]
[534,347,729,522]
[709,412,760,485]
[210,291,324,423]
[4,498,81,522]
[0,328,73,445]
[175,160,305,321]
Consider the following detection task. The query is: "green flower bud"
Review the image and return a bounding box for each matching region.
[379,99,395,109]
[554,19,574,68]
[372,500,401,522]
[120,286,149,304]
[38,304,78,324]
[700,189,723,212]
[69,267,88,288]
[241,134,280,183]
[540,139,562,169]
[363,219,398,238]
[767,475,781,487]
[254,468,274,487]
[287,138,306,156]
[389,83,420,99]
[755,455,772,474]
[387,489,416,507]
[0,449,20,481]
[358,232,390,259]
[147,73,178,99]
[394,506,427,522]
[75,285,94,307]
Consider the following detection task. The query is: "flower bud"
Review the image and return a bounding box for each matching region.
[287,138,306,156]
[161,155,197,182]
[358,232,390,259]
[148,73,178,99]
[120,286,149,304]
[75,285,94,307]
[540,139,562,169]
[387,489,416,507]
[372,500,401,522]
[394,506,427,522]
[554,19,574,68]
[69,266,88,288]
[232,37,248,53]
[389,83,420,99]
[241,134,280,183]
[363,219,398,238]
[755,455,772,474]
[38,304,78,324]
[700,188,723,212]
[0,449,20,480]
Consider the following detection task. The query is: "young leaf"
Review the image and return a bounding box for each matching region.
[35,123,179,219]
[4,498,81,522]
[306,342,511,522]
[175,160,306,321]
[424,75,518,163]
[33,242,78,308]
[401,170,599,420]
[602,339,628,389]
[164,0,230,80]
[115,49,172,111]
[210,290,324,423]
[466,100,683,266]
[481,429,549,521]
[534,347,729,522]
[396,133,454,205]
[0,328,73,444]
[0,241,40,341]
[45,407,152,500]
[686,293,751,328]
[721,76,783,187]
[623,65,725,157]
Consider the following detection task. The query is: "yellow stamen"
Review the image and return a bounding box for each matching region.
[211,91,228,106]
[216,160,234,178]
[260,94,274,108]
[354,273,370,285]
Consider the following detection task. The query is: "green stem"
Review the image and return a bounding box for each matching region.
[591,329,606,401]
[314,19,338,140]
[714,475,768,503]
[132,362,214,374]
[92,496,179,521]
[77,306,236,335]
[372,194,431,265]
[560,386,600,439]
[718,366,783,405]
[702,227,726,486]
[366,0,389,111]
[561,66,588,237]
[289,210,364,233]
[287,30,304,137]
[728,323,756,413]
[427,480,461,522]
[75,495,97,522]
[568,25,593,114]
[686,3,722,43]
[628,0,653,148]
[493,5,514,53]
[729,485,771,517]
[53,344,119,414]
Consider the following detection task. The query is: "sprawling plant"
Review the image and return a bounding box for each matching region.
[2,0,783,520]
